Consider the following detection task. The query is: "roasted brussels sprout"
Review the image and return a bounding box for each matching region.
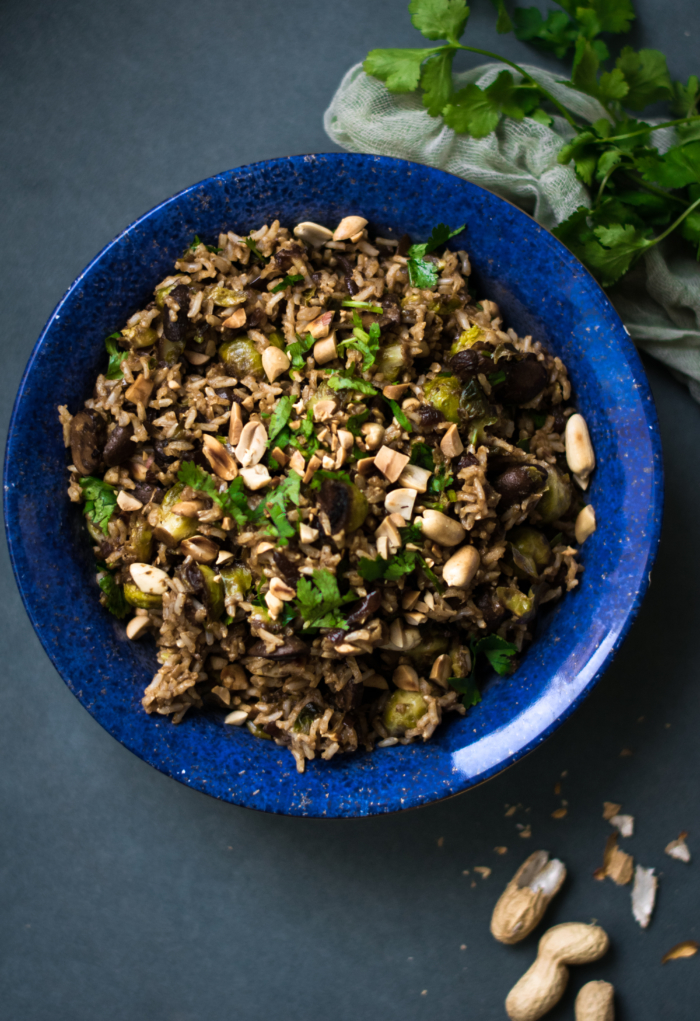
[126,516,154,563]
[537,466,573,523]
[293,702,321,734]
[496,585,534,618]
[376,341,404,382]
[210,286,246,308]
[383,690,428,736]
[449,324,483,357]
[218,337,263,378]
[509,526,551,580]
[121,324,158,350]
[407,631,450,671]
[153,483,199,547]
[221,563,253,605]
[124,582,162,610]
[424,374,462,423]
[318,478,369,534]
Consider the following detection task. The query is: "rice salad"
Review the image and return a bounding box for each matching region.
[59,214,597,773]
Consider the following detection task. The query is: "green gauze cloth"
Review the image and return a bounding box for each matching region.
[325,61,700,402]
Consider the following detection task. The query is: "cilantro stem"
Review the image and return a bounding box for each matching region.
[622,170,690,208]
[604,116,700,144]
[649,192,700,247]
[453,44,580,129]
[595,162,618,209]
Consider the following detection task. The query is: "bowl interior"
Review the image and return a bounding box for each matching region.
[4,153,663,817]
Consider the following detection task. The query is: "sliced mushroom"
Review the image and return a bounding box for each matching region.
[70,410,105,475]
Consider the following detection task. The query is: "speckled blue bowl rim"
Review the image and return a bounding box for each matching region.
[4,153,663,817]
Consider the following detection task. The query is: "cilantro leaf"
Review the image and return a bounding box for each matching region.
[584,222,654,286]
[615,47,672,110]
[447,672,482,708]
[244,237,270,264]
[638,142,700,189]
[346,409,371,437]
[382,396,413,433]
[364,47,440,93]
[96,564,129,618]
[411,222,466,257]
[79,477,117,536]
[178,462,251,528]
[337,313,381,370]
[406,222,465,287]
[295,568,355,629]
[409,0,470,41]
[672,75,700,119]
[411,442,435,471]
[407,255,440,288]
[105,333,128,380]
[358,549,419,582]
[252,471,302,545]
[421,51,455,116]
[271,273,304,293]
[327,371,378,396]
[268,396,294,444]
[513,7,577,60]
[286,332,316,371]
[490,0,512,34]
[473,634,518,675]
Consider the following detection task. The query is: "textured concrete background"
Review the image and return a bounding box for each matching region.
[2,2,699,1018]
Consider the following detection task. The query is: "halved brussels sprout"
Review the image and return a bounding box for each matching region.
[198,564,224,620]
[126,517,154,563]
[153,483,199,547]
[509,526,551,580]
[496,585,534,618]
[220,563,253,605]
[423,374,462,423]
[407,632,450,671]
[218,337,263,378]
[122,325,158,350]
[210,286,246,307]
[124,582,162,609]
[449,324,483,357]
[376,342,404,382]
[537,466,573,523]
[383,690,429,736]
[293,702,321,734]
[317,478,369,534]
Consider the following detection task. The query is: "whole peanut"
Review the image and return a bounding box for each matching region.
[505,923,609,1021]
[575,980,615,1021]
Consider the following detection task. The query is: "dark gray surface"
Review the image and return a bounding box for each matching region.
[1,2,699,1018]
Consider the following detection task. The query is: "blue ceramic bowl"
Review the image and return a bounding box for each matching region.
[4,153,663,817]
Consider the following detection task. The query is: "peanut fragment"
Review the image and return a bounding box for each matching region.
[575,504,596,543]
[293,221,333,247]
[565,413,595,489]
[117,490,143,512]
[240,464,271,490]
[305,311,334,339]
[313,399,337,422]
[179,535,218,563]
[222,308,246,329]
[430,654,452,686]
[235,420,267,467]
[360,422,385,450]
[129,562,170,595]
[262,346,290,382]
[374,444,410,483]
[416,509,465,547]
[442,545,480,588]
[228,402,243,445]
[393,665,420,691]
[440,423,464,458]
[126,616,151,640]
[333,215,368,241]
[202,433,237,481]
[384,487,416,521]
[491,851,566,945]
[399,463,432,493]
[313,335,337,365]
[269,576,296,601]
[125,374,154,406]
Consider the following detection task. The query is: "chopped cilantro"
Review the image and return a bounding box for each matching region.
[271,273,304,293]
[382,395,412,433]
[80,477,117,536]
[244,237,270,264]
[346,409,371,436]
[410,442,435,471]
[358,548,419,582]
[407,223,466,288]
[178,462,250,528]
[295,568,355,629]
[308,469,353,492]
[341,299,384,314]
[96,564,129,618]
[190,234,222,254]
[337,311,381,370]
[268,396,294,445]
[449,634,517,708]
[105,333,128,380]
[327,370,378,396]
[285,332,316,370]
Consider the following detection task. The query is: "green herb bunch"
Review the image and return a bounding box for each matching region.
[363,0,700,287]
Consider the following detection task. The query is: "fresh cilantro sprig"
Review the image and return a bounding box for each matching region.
[337,311,381,370]
[448,634,517,708]
[178,461,251,528]
[105,333,128,380]
[96,564,129,618]
[271,273,304,293]
[358,521,443,590]
[191,234,222,254]
[382,395,412,433]
[295,568,356,630]
[267,396,294,445]
[79,477,117,536]
[407,222,466,287]
[362,0,700,287]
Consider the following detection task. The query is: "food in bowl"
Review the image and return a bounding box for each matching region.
[58,214,596,773]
